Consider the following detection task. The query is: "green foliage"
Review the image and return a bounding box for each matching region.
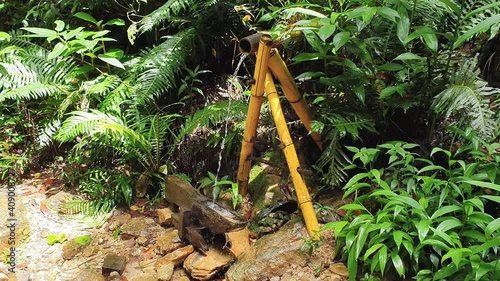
[432,58,499,140]
[325,139,500,280]
[198,172,243,209]
[47,233,66,246]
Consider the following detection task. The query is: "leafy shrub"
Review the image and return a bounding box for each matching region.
[326,138,500,280]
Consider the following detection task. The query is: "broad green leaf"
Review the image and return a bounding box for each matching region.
[21,27,58,38]
[485,217,500,238]
[470,237,500,254]
[323,221,348,237]
[378,245,388,274]
[63,27,85,40]
[333,31,350,51]
[364,243,384,260]
[433,263,458,280]
[104,18,125,26]
[430,227,454,246]
[462,180,500,192]
[74,235,92,245]
[98,55,125,69]
[393,52,425,61]
[292,52,322,62]
[338,203,368,212]
[0,32,10,41]
[54,20,65,32]
[74,12,97,24]
[481,195,500,204]
[422,31,438,53]
[454,14,500,49]
[355,222,372,259]
[393,230,403,250]
[417,219,431,241]
[318,24,335,42]
[102,49,124,59]
[391,252,405,277]
[377,7,399,23]
[430,205,461,220]
[422,238,450,251]
[285,7,327,18]
[441,248,471,268]
[396,6,409,43]
[347,248,357,281]
[48,42,68,60]
[461,230,486,242]
[418,165,445,174]
[430,147,451,157]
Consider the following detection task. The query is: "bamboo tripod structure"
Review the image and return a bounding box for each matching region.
[236,33,322,238]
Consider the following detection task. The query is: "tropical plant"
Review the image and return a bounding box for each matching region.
[323,139,500,281]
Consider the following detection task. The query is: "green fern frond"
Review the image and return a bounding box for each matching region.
[83,74,122,96]
[134,28,196,102]
[432,59,499,139]
[316,131,351,186]
[60,199,114,229]
[180,99,248,139]
[315,112,376,185]
[137,0,193,34]
[56,110,126,142]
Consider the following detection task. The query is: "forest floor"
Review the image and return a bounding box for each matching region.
[0,169,349,281]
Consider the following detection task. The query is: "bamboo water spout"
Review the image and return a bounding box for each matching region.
[236,33,321,239]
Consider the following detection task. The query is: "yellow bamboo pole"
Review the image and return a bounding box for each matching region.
[264,71,320,238]
[268,50,323,150]
[237,34,273,197]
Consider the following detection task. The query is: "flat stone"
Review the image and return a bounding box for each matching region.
[155,245,194,267]
[102,254,127,276]
[171,268,191,281]
[73,269,105,281]
[131,273,157,281]
[155,228,182,254]
[225,229,251,258]
[136,236,149,246]
[156,262,175,281]
[329,263,348,277]
[62,240,85,260]
[158,208,174,225]
[225,219,309,281]
[120,217,158,238]
[184,247,234,281]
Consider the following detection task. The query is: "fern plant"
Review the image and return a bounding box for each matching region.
[56,110,180,197]
[432,58,499,140]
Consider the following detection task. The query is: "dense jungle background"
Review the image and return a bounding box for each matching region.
[1,0,500,280]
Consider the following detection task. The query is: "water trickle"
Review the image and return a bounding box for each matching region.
[214,53,248,185]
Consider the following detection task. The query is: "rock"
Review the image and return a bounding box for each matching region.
[171,268,190,281]
[73,269,105,281]
[184,247,234,281]
[0,273,9,281]
[155,229,182,254]
[329,263,348,277]
[132,273,157,281]
[136,236,149,246]
[225,219,309,281]
[158,208,174,225]
[62,240,85,260]
[225,229,251,258]
[108,271,122,281]
[108,213,132,231]
[102,254,127,276]
[156,262,174,281]
[120,217,158,239]
[156,245,194,268]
